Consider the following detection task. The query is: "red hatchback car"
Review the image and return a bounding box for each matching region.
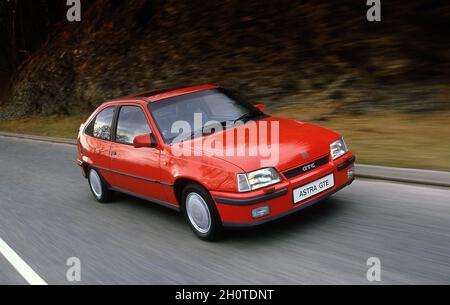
[77,85,355,240]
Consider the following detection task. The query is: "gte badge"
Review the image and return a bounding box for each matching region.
[302,163,316,172]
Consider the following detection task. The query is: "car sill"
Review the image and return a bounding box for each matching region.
[93,165,173,187]
[110,187,180,212]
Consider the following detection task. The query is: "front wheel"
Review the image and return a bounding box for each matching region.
[181,184,223,241]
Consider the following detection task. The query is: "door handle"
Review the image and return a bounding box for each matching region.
[111,151,117,157]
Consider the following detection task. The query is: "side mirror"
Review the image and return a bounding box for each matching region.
[255,103,264,112]
[133,133,157,148]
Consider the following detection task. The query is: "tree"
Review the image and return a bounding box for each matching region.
[0,0,66,73]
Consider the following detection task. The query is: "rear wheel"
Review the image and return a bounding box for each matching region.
[88,168,112,203]
[181,184,223,241]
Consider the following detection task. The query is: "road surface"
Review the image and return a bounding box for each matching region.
[0,136,449,284]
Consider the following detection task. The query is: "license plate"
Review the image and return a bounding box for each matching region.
[293,174,334,204]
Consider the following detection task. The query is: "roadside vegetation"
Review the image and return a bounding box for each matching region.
[1,110,449,171]
[274,108,450,171]
[0,114,87,139]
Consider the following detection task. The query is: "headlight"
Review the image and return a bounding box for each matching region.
[237,168,281,192]
[330,138,348,160]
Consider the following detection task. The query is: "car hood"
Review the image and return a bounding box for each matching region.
[170,116,341,173]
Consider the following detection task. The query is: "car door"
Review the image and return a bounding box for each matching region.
[109,104,167,203]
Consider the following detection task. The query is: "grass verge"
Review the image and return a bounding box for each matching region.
[0,114,88,139]
[0,111,449,171]
[274,108,450,171]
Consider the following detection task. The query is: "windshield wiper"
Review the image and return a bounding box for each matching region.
[180,130,202,142]
[233,110,263,124]
[180,125,220,141]
[179,116,258,142]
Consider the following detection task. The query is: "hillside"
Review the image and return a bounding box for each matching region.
[1,0,450,119]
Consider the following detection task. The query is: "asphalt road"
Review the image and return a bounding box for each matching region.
[0,136,449,285]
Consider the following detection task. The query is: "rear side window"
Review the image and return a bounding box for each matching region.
[116,106,151,145]
[85,107,115,141]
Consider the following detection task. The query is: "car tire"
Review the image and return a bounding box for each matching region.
[88,168,112,203]
[181,183,223,241]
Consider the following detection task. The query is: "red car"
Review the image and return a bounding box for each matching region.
[77,85,355,240]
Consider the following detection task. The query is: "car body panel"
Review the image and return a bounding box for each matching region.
[180,116,341,173]
[109,142,168,203]
[162,148,242,192]
[78,103,117,181]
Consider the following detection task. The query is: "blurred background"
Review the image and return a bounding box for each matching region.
[0,0,449,170]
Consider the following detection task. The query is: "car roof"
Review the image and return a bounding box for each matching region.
[109,84,219,104]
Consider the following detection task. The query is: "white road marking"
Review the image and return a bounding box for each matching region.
[0,237,47,285]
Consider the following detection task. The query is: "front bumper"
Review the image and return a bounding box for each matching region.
[211,153,355,228]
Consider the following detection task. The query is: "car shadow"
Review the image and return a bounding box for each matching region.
[108,191,349,244]
[110,191,184,224]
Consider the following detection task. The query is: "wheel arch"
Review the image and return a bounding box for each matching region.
[173,177,209,206]
[80,162,90,178]
[79,155,94,178]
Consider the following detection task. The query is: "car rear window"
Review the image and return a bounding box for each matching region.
[86,106,115,141]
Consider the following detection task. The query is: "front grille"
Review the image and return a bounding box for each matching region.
[283,155,330,179]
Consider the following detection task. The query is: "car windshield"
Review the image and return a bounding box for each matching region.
[148,88,265,143]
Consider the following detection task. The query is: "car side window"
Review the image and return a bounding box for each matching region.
[86,107,115,141]
[116,106,151,145]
